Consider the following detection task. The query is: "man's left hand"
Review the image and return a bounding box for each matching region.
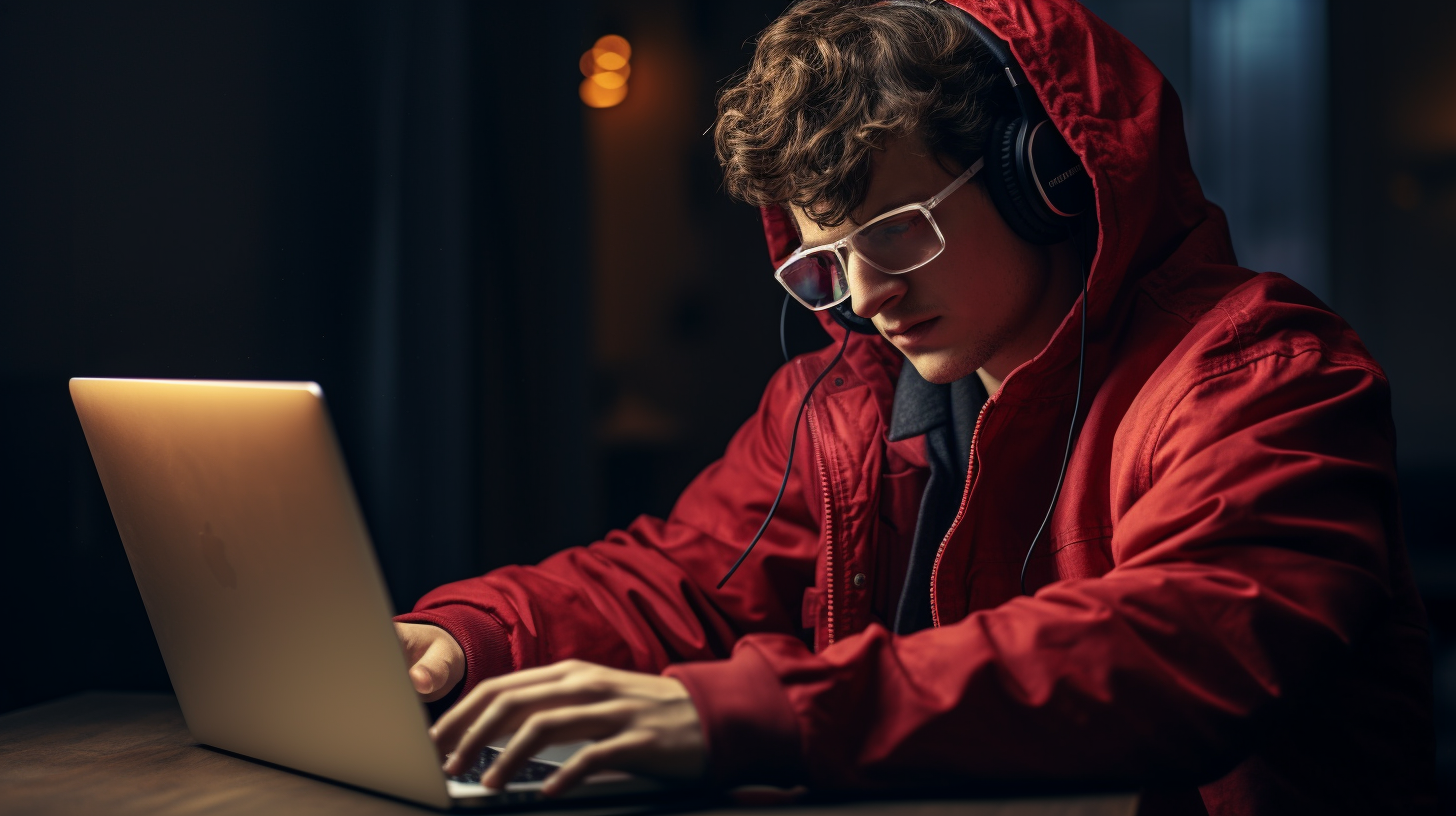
[430,659,706,797]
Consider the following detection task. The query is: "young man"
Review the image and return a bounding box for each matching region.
[394,1,1435,812]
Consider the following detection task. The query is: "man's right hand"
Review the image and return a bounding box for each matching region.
[395,622,465,702]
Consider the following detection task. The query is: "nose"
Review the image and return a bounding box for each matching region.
[843,249,906,319]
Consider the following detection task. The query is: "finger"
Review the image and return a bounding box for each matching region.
[432,660,583,744]
[394,622,428,662]
[412,636,462,702]
[441,680,614,773]
[432,660,599,757]
[480,700,633,789]
[541,729,655,798]
[409,664,439,698]
[396,624,439,698]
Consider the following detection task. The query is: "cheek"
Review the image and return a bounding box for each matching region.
[931,195,1046,318]
[933,237,1029,320]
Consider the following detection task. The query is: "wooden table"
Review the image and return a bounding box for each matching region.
[0,693,1138,816]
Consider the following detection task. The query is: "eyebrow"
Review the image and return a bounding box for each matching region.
[862,195,923,221]
[798,192,929,242]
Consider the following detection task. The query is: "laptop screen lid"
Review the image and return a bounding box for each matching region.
[71,378,453,808]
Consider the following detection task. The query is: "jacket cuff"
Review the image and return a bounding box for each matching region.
[663,642,804,788]
[395,606,514,694]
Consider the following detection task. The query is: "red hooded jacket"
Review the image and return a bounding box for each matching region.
[397,1,1435,812]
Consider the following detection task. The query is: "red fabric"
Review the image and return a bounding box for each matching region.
[397,1,1435,812]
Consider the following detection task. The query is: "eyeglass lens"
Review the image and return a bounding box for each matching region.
[848,208,941,272]
[780,207,944,309]
[779,251,849,309]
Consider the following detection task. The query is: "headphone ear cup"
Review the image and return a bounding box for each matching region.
[983,115,1069,245]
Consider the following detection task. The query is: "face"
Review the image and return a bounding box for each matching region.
[791,136,1078,386]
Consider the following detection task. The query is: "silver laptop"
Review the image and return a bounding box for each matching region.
[70,377,660,809]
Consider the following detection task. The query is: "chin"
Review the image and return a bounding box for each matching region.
[904,349,980,385]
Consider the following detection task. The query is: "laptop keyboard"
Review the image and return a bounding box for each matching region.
[448,746,559,786]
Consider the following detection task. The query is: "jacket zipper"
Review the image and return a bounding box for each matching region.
[929,398,994,628]
[805,402,837,645]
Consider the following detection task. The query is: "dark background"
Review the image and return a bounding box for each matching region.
[1,0,1452,801]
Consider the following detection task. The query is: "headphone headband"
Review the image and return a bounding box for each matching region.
[958,9,1093,242]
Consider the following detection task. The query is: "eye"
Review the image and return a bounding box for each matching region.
[860,211,930,245]
[849,209,942,271]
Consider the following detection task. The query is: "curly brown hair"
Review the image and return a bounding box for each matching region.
[714,0,1005,229]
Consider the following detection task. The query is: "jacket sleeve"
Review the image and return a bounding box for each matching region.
[395,359,824,694]
[665,348,1400,788]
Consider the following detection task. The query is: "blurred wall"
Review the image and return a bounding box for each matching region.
[1331,1,1456,475]
[0,0,382,714]
[583,0,822,530]
[1082,0,1329,299]
[1328,0,1456,794]
[0,0,591,714]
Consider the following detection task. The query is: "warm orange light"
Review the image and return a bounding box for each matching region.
[579,35,632,109]
[594,50,628,71]
[580,77,628,108]
[591,71,627,90]
[593,34,631,61]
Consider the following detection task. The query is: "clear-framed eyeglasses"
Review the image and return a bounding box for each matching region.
[774,156,984,311]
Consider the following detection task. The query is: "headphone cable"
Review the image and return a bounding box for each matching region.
[779,292,793,363]
[1020,230,1091,595]
[719,322,851,589]
[738,243,1087,595]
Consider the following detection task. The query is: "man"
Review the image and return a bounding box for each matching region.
[394,1,1435,812]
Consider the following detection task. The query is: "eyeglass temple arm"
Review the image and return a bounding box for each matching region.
[926,156,985,208]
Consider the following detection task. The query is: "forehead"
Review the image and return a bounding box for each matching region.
[791,137,959,244]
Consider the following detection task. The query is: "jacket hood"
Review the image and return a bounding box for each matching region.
[758,0,1235,401]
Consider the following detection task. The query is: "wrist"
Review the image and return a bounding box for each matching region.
[394,607,513,694]
[664,643,803,788]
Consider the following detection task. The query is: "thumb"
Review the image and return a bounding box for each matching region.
[411,635,463,701]
[410,660,445,697]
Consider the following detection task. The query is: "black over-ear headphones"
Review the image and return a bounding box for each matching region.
[964,13,1093,244]
[831,5,1093,334]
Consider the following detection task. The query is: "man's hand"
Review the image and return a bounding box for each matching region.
[430,659,706,797]
[395,622,465,702]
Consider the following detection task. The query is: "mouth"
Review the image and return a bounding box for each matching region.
[881,316,940,346]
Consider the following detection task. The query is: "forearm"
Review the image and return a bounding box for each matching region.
[398,514,814,691]
[667,550,1384,790]
[400,361,827,690]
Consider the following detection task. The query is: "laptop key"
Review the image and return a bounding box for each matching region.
[448,746,559,785]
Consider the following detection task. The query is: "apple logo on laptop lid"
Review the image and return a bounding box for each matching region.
[199,522,237,589]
